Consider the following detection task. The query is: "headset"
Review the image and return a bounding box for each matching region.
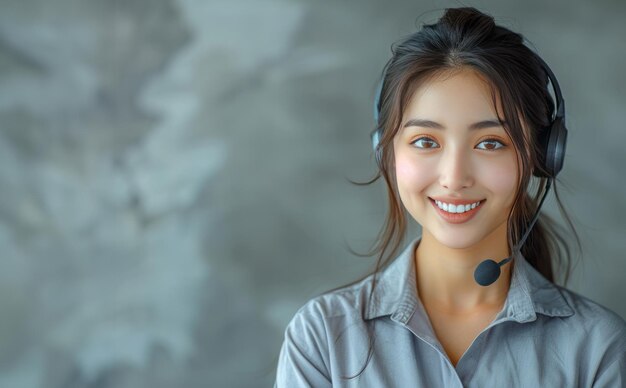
[370,54,568,179]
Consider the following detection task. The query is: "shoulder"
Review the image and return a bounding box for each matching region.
[275,278,374,386]
[286,276,373,332]
[555,285,626,337]
[280,274,377,358]
[551,285,626,378]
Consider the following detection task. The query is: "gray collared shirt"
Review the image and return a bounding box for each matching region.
[275,236,626,387]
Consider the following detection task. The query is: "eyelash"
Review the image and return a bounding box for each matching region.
[411,136,507,151]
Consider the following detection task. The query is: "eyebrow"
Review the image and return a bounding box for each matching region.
[403,118,506,130]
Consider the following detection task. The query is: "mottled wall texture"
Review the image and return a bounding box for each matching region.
[0,0,624,387]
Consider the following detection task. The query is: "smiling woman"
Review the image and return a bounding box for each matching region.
[275,7,626,387]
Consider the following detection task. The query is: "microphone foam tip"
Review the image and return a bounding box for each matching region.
[474,259,501,287]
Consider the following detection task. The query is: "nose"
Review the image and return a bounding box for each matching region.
[438,147,474,191]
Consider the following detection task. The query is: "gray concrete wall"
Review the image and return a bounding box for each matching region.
[0,0,624,387]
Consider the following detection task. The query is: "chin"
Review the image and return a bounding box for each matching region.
[430,229,487,250]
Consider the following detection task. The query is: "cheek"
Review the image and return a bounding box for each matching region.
[395,153,435,192]
[481,158,518,201]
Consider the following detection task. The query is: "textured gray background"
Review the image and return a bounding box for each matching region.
[0,0,624,387]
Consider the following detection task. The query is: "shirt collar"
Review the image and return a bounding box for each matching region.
[364,235,574,323]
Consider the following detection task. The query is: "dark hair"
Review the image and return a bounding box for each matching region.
[324,6,582,380]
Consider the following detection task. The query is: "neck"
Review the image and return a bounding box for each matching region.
[415,224,513,312]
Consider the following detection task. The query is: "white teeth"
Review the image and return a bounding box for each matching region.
[435,200,481,214]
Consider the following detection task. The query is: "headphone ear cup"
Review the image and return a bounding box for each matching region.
[547,118,568,177]
[372,78,385,169]
[371,128,383,168]
[535,118,568,178]
[371,128,381,151]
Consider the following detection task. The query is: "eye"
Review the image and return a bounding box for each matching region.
[476,138,506,151]
[411,136,440,149]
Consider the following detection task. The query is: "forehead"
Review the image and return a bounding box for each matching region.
[403,68,504,120]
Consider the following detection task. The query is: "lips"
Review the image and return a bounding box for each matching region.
[428,197,485,224]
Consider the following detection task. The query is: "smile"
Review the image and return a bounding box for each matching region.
[434,199,482,213]
[428,197,485,224]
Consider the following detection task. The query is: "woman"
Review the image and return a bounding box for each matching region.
[275,7,625,387]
